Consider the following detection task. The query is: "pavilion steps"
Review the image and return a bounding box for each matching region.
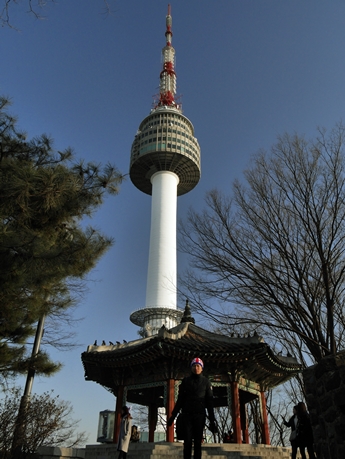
[85,442,298,459]
[148,443,293,459]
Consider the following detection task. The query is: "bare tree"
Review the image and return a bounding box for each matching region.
[0,0,115,28]
[180,123,345,364]
[212,406,232,442]
[0,387,87,457]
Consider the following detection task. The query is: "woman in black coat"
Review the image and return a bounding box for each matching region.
[296,402,316,459]
[167,357,216,459]
[282,405,298,459]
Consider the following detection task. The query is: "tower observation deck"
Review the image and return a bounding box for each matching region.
[129,5,201,336]
[130,108,201,196]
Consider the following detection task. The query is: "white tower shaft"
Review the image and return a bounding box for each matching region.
[146,171,179,313]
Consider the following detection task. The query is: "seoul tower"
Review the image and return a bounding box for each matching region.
[129,5,201,336]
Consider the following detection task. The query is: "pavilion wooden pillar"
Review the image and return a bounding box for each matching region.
[260,391,270,445]
[113,385,124,443]
[166,379,175,442]
[240,402,249,444]
[230,381,242,444]
[148,403,158,442]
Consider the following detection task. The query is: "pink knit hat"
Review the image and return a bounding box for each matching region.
[191,357,204,368]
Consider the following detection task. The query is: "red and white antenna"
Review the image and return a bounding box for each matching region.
[157,4,177,108]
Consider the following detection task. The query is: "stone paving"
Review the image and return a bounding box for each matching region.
[84,442,298,459]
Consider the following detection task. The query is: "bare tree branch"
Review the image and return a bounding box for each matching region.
[180,123,345,364]
[0,0,116,28]
[0,387,88,454]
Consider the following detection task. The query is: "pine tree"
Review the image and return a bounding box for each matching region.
[0,96,123,379]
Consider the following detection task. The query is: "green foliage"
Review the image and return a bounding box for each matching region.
[0,387,88,457]
[0,96,123,379]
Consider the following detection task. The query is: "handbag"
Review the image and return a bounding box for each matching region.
[175,412,186,440]
[289,430,297,441]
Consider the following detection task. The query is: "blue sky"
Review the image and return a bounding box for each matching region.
[2,0,345,444]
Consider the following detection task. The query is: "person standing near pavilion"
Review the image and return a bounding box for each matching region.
[168,357,217,459]
[117,406,132,459]
[296,401,316,459]
[282,405,298,459]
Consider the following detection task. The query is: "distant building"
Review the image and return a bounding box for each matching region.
[97,410,115,443]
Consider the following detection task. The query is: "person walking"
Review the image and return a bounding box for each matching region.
[282,405,298,459]
[117,406,132,459]
[296,401,316,459]
[167,357,216,459]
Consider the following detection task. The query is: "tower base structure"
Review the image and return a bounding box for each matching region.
[130,306,183,337]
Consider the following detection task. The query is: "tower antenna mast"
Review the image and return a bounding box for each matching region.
[157,4,177,108]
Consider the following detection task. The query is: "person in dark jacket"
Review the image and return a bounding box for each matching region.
[282,405,298,459]
[167,357,216,459]
[296,402,316,459]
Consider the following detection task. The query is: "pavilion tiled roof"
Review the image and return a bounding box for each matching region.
[81,322,301,391]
